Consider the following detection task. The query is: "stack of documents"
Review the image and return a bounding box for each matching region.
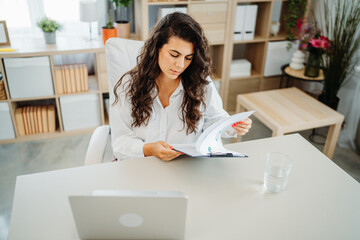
[53,64,89,94]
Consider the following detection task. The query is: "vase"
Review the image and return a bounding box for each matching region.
[43,32,56,44]
[290,50,305,70]
[115,21,130,39]
[304,51,321,77]
[102,27,117,44]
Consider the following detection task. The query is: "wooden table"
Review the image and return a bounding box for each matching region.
[8,134,360,240]
[236,87,344,159]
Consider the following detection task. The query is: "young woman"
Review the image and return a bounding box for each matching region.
[111,12,252,161]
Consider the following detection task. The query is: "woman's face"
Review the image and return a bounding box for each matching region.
[157,36,194,82]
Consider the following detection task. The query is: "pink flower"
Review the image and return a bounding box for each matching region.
[309,38,320,48]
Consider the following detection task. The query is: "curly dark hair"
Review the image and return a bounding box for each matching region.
[113,12,212,134]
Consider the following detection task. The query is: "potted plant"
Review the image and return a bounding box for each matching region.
[284,0,308,49]
[102,10,117,44]
[110,0,133,39]
[318,0,360,110]
[37,16,62,44]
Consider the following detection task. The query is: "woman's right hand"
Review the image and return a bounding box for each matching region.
[143,141,182,161]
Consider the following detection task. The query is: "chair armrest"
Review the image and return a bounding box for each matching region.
[84,125,110,165]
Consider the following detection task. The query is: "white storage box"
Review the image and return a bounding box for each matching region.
[60,94,101,131]
[230,59,251,77]
[4,57,54,99]
[0,102,15,140]
[264,41,298,76]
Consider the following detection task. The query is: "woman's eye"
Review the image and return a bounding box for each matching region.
[185,57,193,61]
[170,54,179,58]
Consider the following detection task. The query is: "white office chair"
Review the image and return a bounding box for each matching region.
[84,38,144,165]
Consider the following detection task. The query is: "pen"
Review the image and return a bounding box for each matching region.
[209,153,234,157]
[208,153,248,157]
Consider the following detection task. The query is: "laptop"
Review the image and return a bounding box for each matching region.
[68,190,188,240]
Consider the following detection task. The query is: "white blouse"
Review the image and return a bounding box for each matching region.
[110,77,230,160]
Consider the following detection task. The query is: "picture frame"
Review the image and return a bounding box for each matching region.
[0,20,11,46]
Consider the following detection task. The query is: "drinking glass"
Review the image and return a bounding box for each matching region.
[264,152,293,193]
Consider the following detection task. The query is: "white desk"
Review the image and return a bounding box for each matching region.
[8,134,360,240]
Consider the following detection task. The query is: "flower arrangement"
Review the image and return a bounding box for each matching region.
[296,19,332,77]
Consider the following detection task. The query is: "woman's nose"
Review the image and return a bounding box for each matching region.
[175,57,185,69]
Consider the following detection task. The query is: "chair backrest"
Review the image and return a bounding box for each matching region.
[105,38,144,104]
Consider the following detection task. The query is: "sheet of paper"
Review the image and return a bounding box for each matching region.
[196,111,255,154]
[171,110,254,157]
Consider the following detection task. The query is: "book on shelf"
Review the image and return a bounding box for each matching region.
[54,66,64,94]
[14,108,25,136]
[74,64,82,92]
[55,63,88,94]
[29,106,36,134]
[32,106,38,133]
[63,65,72,94]
[36,106,43,133]
[82,64,89,91]
[41,105,48,133]
[23,107,29,135]
[69,65,76,93]
[48,105,56,133]
[172,111,255,158]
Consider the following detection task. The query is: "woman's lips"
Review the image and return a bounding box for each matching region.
[170,69,181,75]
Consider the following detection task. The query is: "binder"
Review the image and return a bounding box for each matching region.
[234,5,245,40]
[15,108,25,136]
[234,5,258,41]
[243,5,258,40]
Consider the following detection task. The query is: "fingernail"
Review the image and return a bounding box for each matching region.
[240,121,244,124]
[170,146,173,149]
[180,152,184,155]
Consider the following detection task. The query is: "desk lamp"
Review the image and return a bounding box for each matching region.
[79,0,98,41]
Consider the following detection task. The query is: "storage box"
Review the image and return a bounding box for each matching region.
[157,7,187,21]
[60,94,101,131]
[0,102,15,140]
[264,41,298,76]
[230,59,251,77]
[234,5,258,41]
[4,56,54,99]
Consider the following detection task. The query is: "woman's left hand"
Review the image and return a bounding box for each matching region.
[232,118,252,136]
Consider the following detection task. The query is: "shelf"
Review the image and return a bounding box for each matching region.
[229,70,262,81]
[10,95,56,102]
[148,1,189,6]
[268,32,287,41]
[233,36,267,44]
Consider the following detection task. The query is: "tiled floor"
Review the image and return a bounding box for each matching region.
[0,117,359,240]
